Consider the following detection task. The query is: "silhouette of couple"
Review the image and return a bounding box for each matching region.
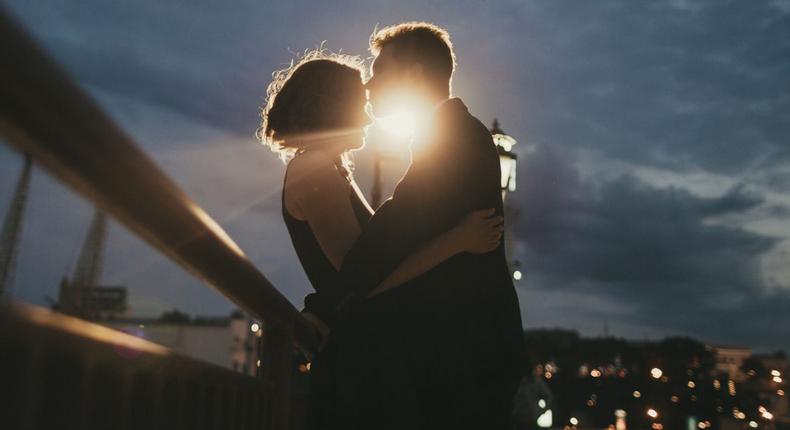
[259,22,526,429]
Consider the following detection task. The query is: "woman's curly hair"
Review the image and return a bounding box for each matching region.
[257,49,367,162]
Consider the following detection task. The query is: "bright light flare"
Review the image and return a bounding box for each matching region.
[376,109,416,139]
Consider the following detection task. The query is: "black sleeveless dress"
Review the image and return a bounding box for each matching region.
[282,160,372,325]
[282,159,375,429]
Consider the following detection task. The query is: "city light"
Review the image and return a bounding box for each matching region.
[728,380,737,395]
[762,411,774,420]
[538,399,547,409]
[778,389,785,396]
[250,322,260,333]
[748,421,758,428]
[651,368,663,379]
[687,381,696,388]
[771,370,781,377]
[513,270,522,281]
[713,379,721,390]
[570,417,579,426]
[633,390,642,398]
[537,409,553,428]
[614,409,627,430]
[591,369,602,378]
[671,395,679,403]
[647,408,659,419]
[773,376,783,383]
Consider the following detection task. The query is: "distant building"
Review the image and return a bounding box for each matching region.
[710,344,752,382]
[103,309,259,375]
[56,278,129,320]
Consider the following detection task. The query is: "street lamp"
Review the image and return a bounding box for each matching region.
[490,119,521,279]
[490,119,517,200]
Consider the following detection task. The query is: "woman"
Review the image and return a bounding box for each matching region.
[258,51,503,428]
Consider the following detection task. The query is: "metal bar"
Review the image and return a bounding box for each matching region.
[0,302,270,429]
[0,6,316,352]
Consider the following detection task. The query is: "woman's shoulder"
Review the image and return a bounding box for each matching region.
[285,150,348,203]
[286,150,339,184]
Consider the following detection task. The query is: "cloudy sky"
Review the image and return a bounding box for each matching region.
[1,0,789,352]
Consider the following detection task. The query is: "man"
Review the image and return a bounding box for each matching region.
[338,22,526,429]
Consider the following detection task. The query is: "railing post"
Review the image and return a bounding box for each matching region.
[259,318,295,430]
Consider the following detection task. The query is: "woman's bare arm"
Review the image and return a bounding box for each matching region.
[368,209,503,297]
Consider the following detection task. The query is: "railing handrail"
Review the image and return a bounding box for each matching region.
[0,7,317,353]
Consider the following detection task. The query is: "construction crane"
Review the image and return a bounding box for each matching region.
[0,153,33,297]
[57,209,108,317]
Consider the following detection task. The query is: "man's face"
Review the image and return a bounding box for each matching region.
[366,45,409,118]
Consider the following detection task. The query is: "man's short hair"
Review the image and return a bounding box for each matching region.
[370,22,456,85]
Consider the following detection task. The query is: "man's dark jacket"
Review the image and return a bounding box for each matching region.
[337,98,526,427]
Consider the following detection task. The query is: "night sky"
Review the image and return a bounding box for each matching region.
[1,0,789,352]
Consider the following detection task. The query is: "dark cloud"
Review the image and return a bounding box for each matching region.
[534,0,790,175]
[8,0,788,177]
[515,144,788,350]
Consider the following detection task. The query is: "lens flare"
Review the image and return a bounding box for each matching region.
[376,109,416,139]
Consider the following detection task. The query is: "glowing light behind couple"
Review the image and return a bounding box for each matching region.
[370,91,423,140]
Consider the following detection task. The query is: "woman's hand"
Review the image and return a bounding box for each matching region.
[451,208,504,254]
[301,311,330,351]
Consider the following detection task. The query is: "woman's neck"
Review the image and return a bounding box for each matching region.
[299,131,360,157]
[300,143,345,162]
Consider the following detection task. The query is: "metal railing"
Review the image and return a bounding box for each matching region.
[0,6,316,429]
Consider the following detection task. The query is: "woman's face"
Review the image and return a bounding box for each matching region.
[343,84,372,151]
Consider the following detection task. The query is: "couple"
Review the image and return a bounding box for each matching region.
[260,22,526,429]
